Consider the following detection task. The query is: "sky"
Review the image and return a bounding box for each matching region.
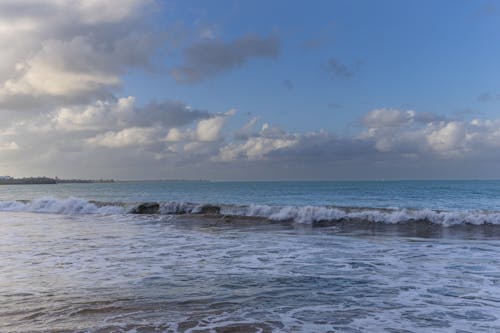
[1,0,500,180]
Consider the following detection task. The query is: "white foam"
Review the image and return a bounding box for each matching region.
[0,197,125,215]
[1,197,500,225]
[159,202,199,214]
[220,204,500,226]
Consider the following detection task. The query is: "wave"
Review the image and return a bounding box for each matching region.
[0,197,126,215]
[1,197,500,226]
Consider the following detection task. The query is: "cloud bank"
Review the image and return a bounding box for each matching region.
[4,97,500,179]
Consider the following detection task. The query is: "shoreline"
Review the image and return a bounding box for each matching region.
[0,178,114,185]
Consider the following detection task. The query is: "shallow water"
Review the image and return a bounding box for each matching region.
[1,211,500,332]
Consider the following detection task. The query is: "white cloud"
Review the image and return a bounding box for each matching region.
[238,116,260,136]
[196,109,236,142]
[5,100,500,179]
[165,128,184,142]
[0,141,19,151]
[183,141,205,152]
[0,0,156,108]
[53,97,134,131]
[363,108,416,128]
[359,108,500,158]
[2,38,120,97]
[196,117,225,142]
[426,121,466,152]
[216,136,298,161]
[87,127,160,148]
[215,117,300,161]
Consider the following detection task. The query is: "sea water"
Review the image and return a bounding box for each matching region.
[1,181,500,332]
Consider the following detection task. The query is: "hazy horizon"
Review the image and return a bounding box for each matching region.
[6,176,500,183]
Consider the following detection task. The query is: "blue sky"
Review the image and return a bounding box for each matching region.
[2,0,500,180]
[123,0,500,132]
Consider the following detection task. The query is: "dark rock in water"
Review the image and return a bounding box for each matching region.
[197,204,221,215]
[130,202,160,214]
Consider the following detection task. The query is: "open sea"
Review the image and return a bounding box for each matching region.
[1,180,500,332]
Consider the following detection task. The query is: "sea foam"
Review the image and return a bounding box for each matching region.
[0,197,125,215]
[1,197,500,226]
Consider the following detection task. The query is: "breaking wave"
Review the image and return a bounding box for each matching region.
[0,197,125,215]
[1,197,500,226]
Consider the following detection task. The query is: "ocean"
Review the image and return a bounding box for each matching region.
[1,180,500,332]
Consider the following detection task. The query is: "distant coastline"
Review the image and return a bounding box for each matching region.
[119,179,210,183]
[0,177,114,185]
